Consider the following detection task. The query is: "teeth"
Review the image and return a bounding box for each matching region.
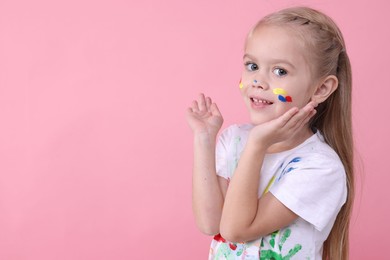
[252,98,272,104]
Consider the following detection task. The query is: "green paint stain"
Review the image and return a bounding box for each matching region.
[283,244,302,260]
[279,229,291,251]
[269,231,278,248]
[236,247,244,256]
[230,136,242,175]
[215,243,232,260]
[260,250,282,260]
[260,228,302,260]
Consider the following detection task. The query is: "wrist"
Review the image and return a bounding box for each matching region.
[246,135,269,155]
[194,131,217,146]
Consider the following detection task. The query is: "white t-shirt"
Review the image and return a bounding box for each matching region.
[209,124,347,260]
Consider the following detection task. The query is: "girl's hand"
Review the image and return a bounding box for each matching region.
[186,93,224,137]
[248,101,318,149]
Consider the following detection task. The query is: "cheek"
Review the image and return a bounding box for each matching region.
[239,78,244,89]
[275,102,294,116]
[272,88,294,103]
[291,86,314,106]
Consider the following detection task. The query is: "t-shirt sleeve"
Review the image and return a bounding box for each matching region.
[269,153,347,231]
[215,127,232,180]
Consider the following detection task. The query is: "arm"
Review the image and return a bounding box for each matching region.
[220,102,317,242]
[187,94,227,235]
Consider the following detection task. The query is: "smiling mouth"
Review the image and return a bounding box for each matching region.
[250,97,273,105]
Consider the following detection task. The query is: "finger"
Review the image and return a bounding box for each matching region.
[278,107,299,127]
[205,96,212,110]
[305,109,317,124]
[299,103,316,123]
[191,100,200,112]
[288,105,316,130]
[304,101,317,111]
[186,107,197,124]
[210,102,222,117]
[198,93,207,111]
[287,102,315,124]
[277,111,307,135]
[186,107,194,115]
[308,100,318,108]
[295,108,316,130]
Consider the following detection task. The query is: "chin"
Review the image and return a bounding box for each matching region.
[249,115,272,125]
[249,108,286,124]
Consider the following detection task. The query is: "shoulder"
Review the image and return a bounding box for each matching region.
[297,131,345,171]
[270,131,345,173]
[269,132,347,231]
[277,132,346,184]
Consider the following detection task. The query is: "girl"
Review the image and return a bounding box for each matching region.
[186,6,353,260]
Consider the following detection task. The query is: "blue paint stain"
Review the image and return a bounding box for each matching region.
[286,167,297,173]
[289,157,301,163]
[277,157,302,181]
[278,95,287,102]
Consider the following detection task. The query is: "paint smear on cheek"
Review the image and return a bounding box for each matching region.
[273,88,292,102]
[239,78,244,89]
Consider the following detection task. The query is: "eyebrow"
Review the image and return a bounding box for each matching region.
[243,53,256,61]
[243,53,296,69]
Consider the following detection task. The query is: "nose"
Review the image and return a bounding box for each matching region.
[252,79,268,90]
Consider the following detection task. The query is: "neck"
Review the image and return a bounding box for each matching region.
[266,127,314,154]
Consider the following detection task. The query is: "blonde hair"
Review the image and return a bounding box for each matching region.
[251,7,354,260]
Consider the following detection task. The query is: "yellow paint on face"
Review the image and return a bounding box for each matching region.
[273,88,287,95]
[239,82,244,89]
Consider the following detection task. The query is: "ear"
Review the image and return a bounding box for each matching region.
[312,75,338,103]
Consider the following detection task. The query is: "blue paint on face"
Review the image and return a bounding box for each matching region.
[278,95,287,102]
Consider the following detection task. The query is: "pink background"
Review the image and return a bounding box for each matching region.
[0,0,388,259]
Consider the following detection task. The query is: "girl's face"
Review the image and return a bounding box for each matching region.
[241,25,316,125]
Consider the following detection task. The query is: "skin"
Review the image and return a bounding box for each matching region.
[186,94,225,235]
[186,25,338,242]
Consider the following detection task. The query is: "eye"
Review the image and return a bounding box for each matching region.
[273,68,287,77]
[245,62,259,71]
